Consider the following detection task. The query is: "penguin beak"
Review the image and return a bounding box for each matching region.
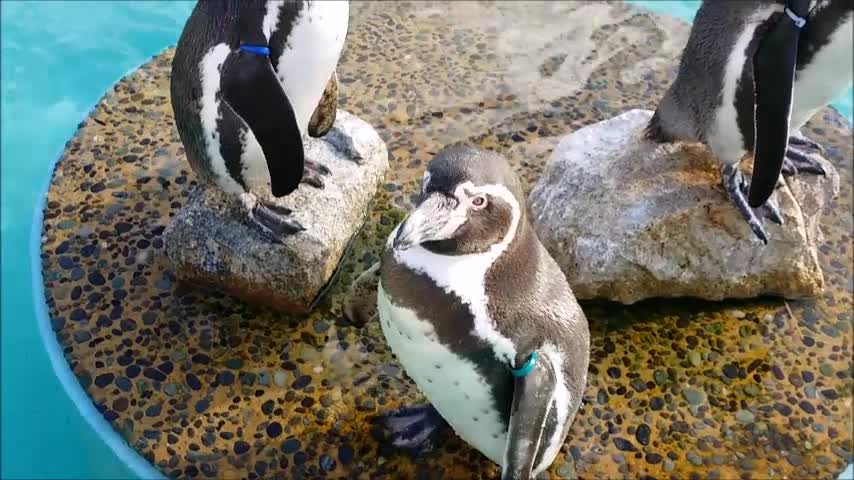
[393,193,461,250]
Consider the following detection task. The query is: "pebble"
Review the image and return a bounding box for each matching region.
[234,441,250,455]
[266,422,282,438]
[185,373,202,391]
[281,438,301,454]
[338,444,353,465]
[688,351,701,367]
[819,363,834,377]
[654,370,668,385]
[798,400,816,414]
[319,454,335,472]
[731,310,746,319]
[224,358,243,370]
[164,383,178,396]
[735,410,754,424]
[613,437,637,452]
[742,384,760,397]
[663,459,675,472]
[805,385,817,399]
[274,370,287,387]
[687,452,703,466]
[682,388,705,405]
[821,389,839,400]
[635,424,651,446]
[723,364,739,379]
[556,462,576,479]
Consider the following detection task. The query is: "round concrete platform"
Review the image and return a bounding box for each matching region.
[39,2,852,479]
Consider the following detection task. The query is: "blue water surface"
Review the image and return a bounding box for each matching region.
[1,2,193,478]
[0,1,850,479]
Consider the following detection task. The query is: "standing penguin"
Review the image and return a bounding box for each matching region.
[170,0,349,241]
[374,145,590,480]
[645,0,853,243]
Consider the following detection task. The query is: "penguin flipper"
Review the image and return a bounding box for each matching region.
[308,71,338,138]
[502,351,559,480]
[222,50,305,198]
[748,2,810,208]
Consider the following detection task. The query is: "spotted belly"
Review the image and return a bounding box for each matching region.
[377,283,508,465]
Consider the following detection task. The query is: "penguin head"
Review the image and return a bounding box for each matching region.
[393,145,525,255]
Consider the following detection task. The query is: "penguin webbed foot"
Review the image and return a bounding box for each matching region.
[301,158,331,189]
[373,404,449,458]
[241,193,304,244]
[788,133,824,154]
[783,143,827,177]
[721,165,783,245]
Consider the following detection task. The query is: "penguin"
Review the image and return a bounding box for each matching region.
[373,145,590,480]
[644,0,853,243]
[170,0,350,242]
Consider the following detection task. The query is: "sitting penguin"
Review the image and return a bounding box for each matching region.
[645,0,852,243]
[170,0,350,242]
[373,145,590,479]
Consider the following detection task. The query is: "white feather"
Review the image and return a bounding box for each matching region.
[532,344,572,476]
[378,284,508,464]
[392,182,521,364]
[262,0,285,41]
[199,43,244,195]
[707,4,781,165]
[273,0,349,134]
[790,11,853,130]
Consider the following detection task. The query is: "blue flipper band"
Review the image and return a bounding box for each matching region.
[240,44,271,56]
[510,352,538,378]
[785,7,806,28]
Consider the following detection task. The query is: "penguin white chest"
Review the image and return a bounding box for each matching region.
[273,0,349,134]
[377,283,508,465]
[791,13,854,129]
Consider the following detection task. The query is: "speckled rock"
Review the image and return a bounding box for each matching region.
[529,109,840,304]
[164,110,388,314]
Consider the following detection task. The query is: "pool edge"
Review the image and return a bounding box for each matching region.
[30,52,171,480]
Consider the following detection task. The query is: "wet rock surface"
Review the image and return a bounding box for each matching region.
[163,111,388,314]
[40,2,852,479]
[530,109,840,304]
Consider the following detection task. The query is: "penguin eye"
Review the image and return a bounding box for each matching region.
[471,195,487,209]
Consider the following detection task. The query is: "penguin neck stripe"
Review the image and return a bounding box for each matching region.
[509,352,538,378]
[239,44,271,57]
[785,8,807,28]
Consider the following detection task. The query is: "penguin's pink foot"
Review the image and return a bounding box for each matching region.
[721,164,783,245]
[373,404,449,459]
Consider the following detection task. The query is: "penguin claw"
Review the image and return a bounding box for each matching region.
[783,147,827,177]
[788,134,824,154]
[301,159,330,189]
[305,159,331,176]
[250,202,305,243]
[301,171,325,189]
[721,165,785,244]
[373,404,449,458]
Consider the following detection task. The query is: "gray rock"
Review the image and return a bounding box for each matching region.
[529,109,840,304]
[164,110,388,314]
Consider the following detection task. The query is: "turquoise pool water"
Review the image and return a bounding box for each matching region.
[0,2,850,479]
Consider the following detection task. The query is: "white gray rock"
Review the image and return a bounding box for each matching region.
[164,110,388,314]
[529,109,840,304]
